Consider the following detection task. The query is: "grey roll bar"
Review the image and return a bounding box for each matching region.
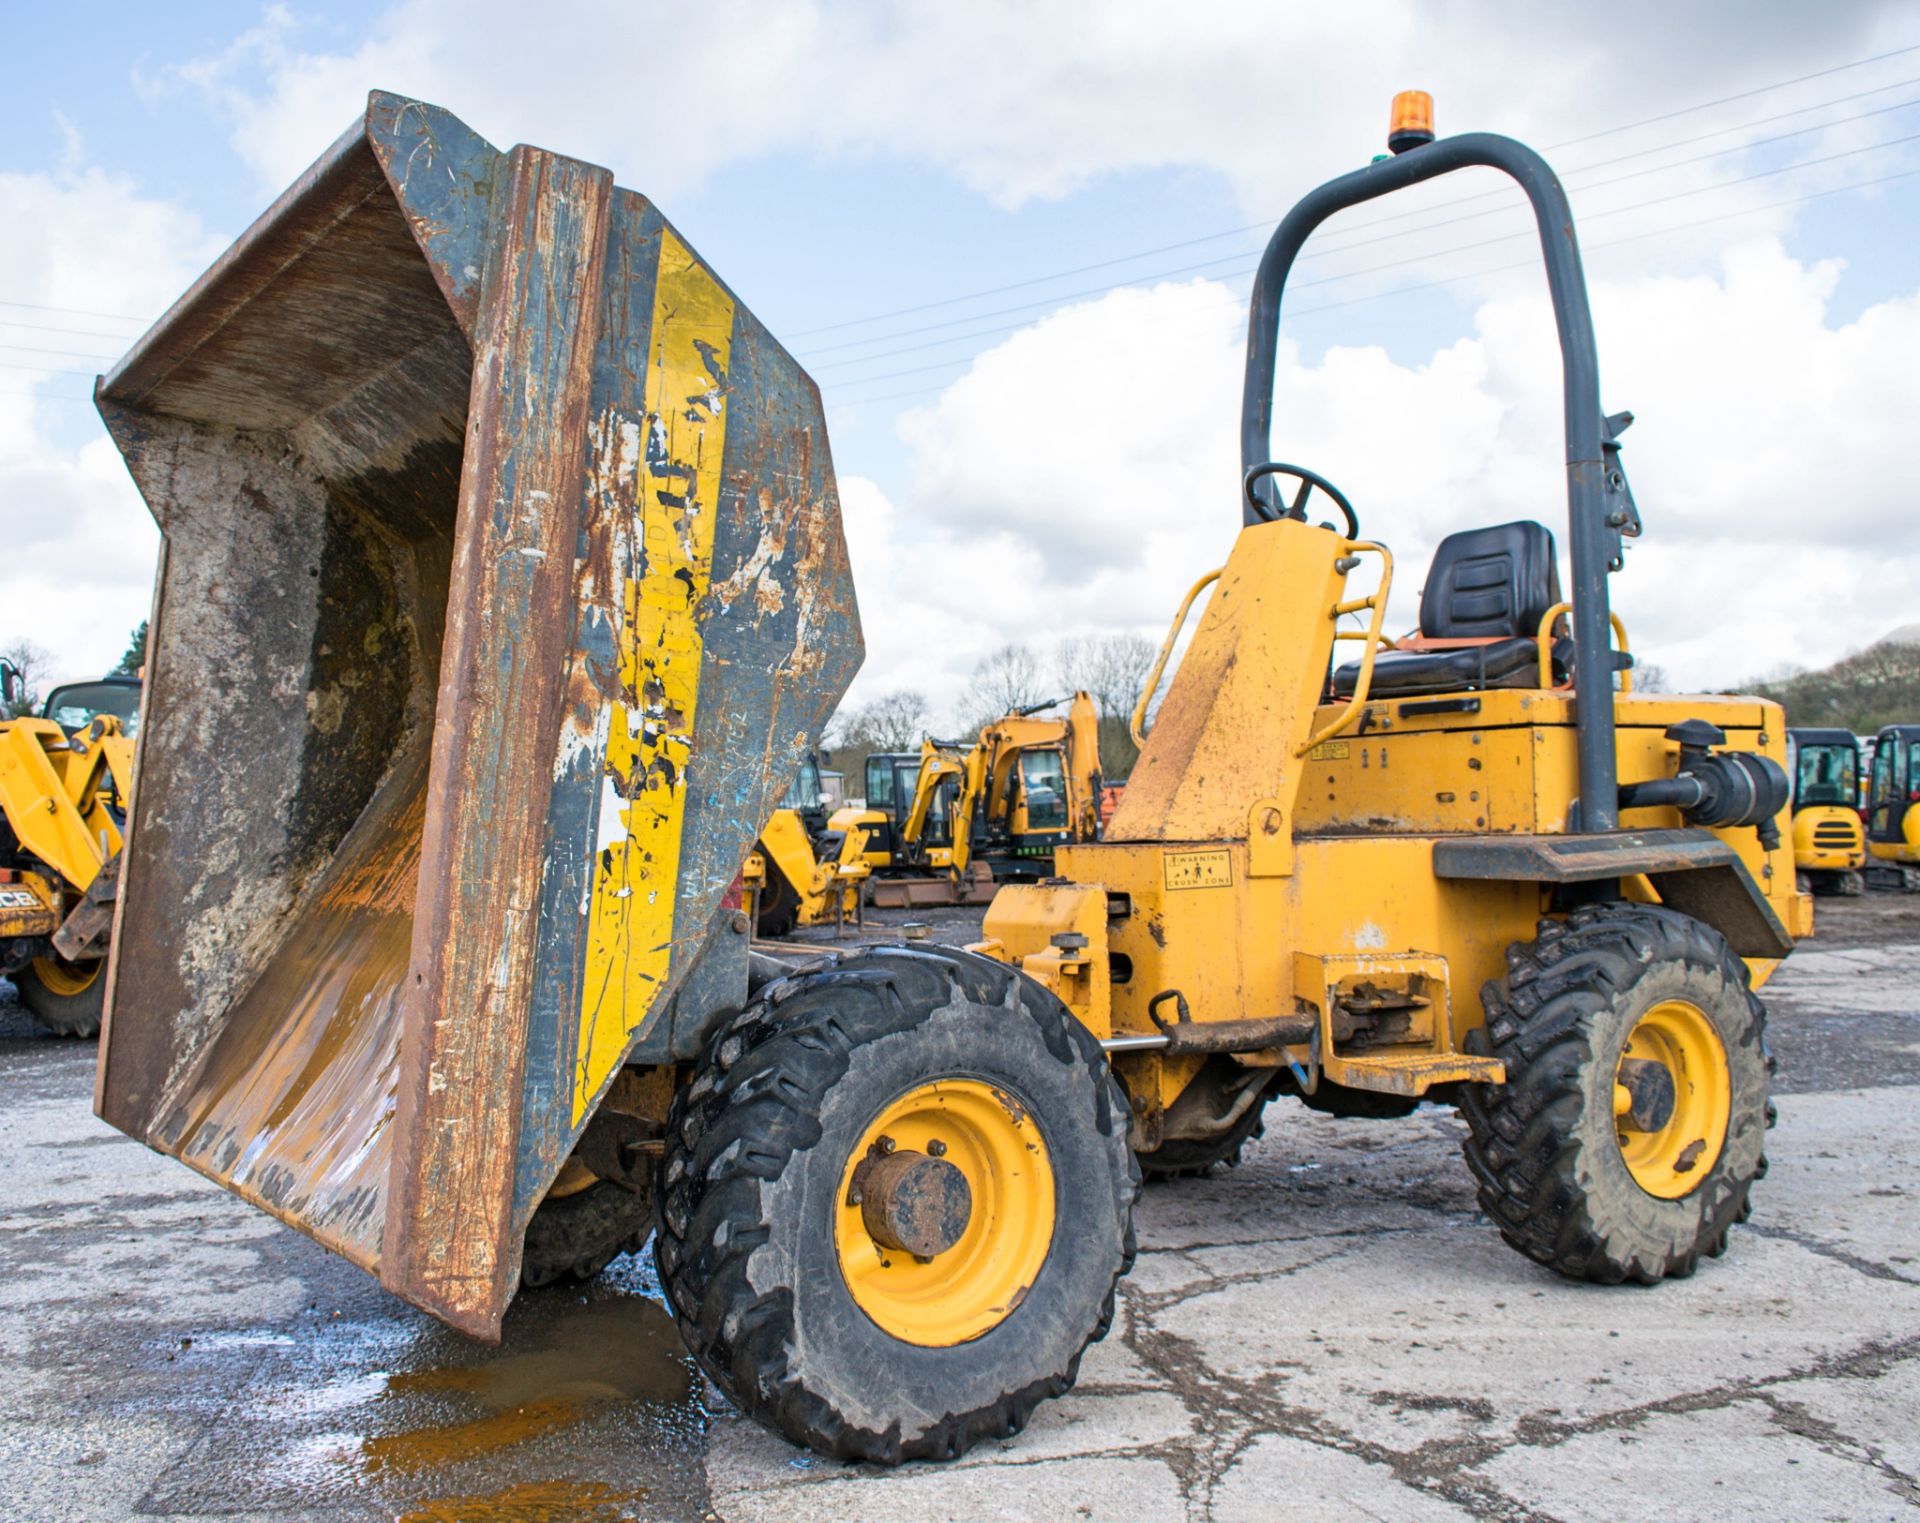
[1240,132,1636,831]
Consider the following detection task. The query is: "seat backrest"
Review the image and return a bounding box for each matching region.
[1419,521,1561,640]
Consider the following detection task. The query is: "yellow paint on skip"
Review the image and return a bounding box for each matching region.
[573,229,733,1123]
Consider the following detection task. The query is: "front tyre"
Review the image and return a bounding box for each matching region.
[656,946,1137,1464]
[1459,903,1772,1284]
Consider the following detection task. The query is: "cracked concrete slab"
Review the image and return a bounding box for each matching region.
[2,898,1917,1521]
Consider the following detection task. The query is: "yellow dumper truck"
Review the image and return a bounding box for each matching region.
[96,91,1799,1465]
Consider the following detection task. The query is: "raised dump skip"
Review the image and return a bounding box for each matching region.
[93,91,861,1337]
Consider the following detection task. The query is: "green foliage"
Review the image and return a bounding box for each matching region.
[114,620,149,677]
[1739,636,1920,734]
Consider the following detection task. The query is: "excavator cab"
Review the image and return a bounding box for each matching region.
[1865,724,1920,890]
[1787,727,1867,896]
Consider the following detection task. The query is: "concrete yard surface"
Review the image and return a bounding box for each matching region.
[1,897,1916,1522]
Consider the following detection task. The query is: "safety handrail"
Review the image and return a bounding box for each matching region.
[1130,567,1222,747]
[1536,601,1631,693]
[1296,541,1394,757]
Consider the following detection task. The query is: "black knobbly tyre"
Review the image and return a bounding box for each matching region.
[655,944,1138,1464]
[1459,901,1773,1284]
[1139,1095,1268,1180]
[753,859,798,938]
[17,954,106,1038]
[520,1177,652,1289]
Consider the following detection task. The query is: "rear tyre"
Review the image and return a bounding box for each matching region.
[1459,902,1772,1284]
[656,945,1137,1464]
[753,858,799,938]
[18,954,106,1038]
[520,1176,653,1289]
[1139,1092,1269,1180]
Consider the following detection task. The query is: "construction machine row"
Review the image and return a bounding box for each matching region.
[56,86,1896,1467]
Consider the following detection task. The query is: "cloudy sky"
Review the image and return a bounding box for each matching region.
[5,2,1917,725]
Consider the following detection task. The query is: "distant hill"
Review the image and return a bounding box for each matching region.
[1737,628,1920,733]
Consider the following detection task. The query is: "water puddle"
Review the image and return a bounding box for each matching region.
[139,1260,708,1521]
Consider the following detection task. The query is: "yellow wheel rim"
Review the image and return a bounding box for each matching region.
[1614,999,1730,1199]
[835,1079,1055,1347]
[31,955,100,998]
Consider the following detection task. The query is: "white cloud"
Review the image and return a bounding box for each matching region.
[0,167,226,683]
[162,1,1914,219]
[843,238,1920,722]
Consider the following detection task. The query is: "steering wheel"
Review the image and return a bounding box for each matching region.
[1243,461,1359,539]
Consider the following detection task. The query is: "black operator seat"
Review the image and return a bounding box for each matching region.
[1331,521,1564,697]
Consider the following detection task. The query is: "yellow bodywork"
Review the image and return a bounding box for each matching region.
[572,229,734,1121]
[976,516,1800,1148]
[1793,805,1865,873]
[745,806,871,929]
[0,713,135,944]
[1868,808,1920,866]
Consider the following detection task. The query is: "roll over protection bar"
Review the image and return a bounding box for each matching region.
[1240,132,1637,831]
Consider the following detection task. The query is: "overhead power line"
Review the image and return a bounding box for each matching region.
[824,161,1920,406]
[788,42,1920,341]
[817,126,1920,385]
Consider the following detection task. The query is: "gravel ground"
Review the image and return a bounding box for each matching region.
[1,894,1915,1522]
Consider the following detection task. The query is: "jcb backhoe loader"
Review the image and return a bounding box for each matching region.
[847,691,1103,906]
[1,662,138,1035]
[97,91,1801,1471]
[742,804,872,937]
[1786,727,1866,896]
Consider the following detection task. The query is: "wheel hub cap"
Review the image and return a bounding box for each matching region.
[834,1079,1055,1347]
[1614,999,1732,1199]
[852,1144,973,1258]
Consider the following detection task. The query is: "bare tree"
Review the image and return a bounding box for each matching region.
[1056,632,1157,779]
[856,690,932,751]
[956,643,1048,733]
[823,689,932,800]
[1,639,52,718]
[1056,633,1155,721]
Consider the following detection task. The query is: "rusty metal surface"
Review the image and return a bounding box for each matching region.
[94,90,861,1339]
[384,143,613,1332]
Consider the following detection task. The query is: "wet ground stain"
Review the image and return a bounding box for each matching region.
[395,1479,652,1522]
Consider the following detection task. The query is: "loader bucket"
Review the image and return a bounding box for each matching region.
[92,91,861,1338]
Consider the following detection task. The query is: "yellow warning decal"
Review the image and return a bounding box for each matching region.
[1164,849,1232,891]
[573,228,734,1124]
[1308,740,1350,761]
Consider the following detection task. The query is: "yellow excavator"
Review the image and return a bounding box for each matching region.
[1,664,139,1035]
[94,91,1802,1471]
[1786,728,1866,897]
[848,692,1102,906]
[1864,723,1920,891]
